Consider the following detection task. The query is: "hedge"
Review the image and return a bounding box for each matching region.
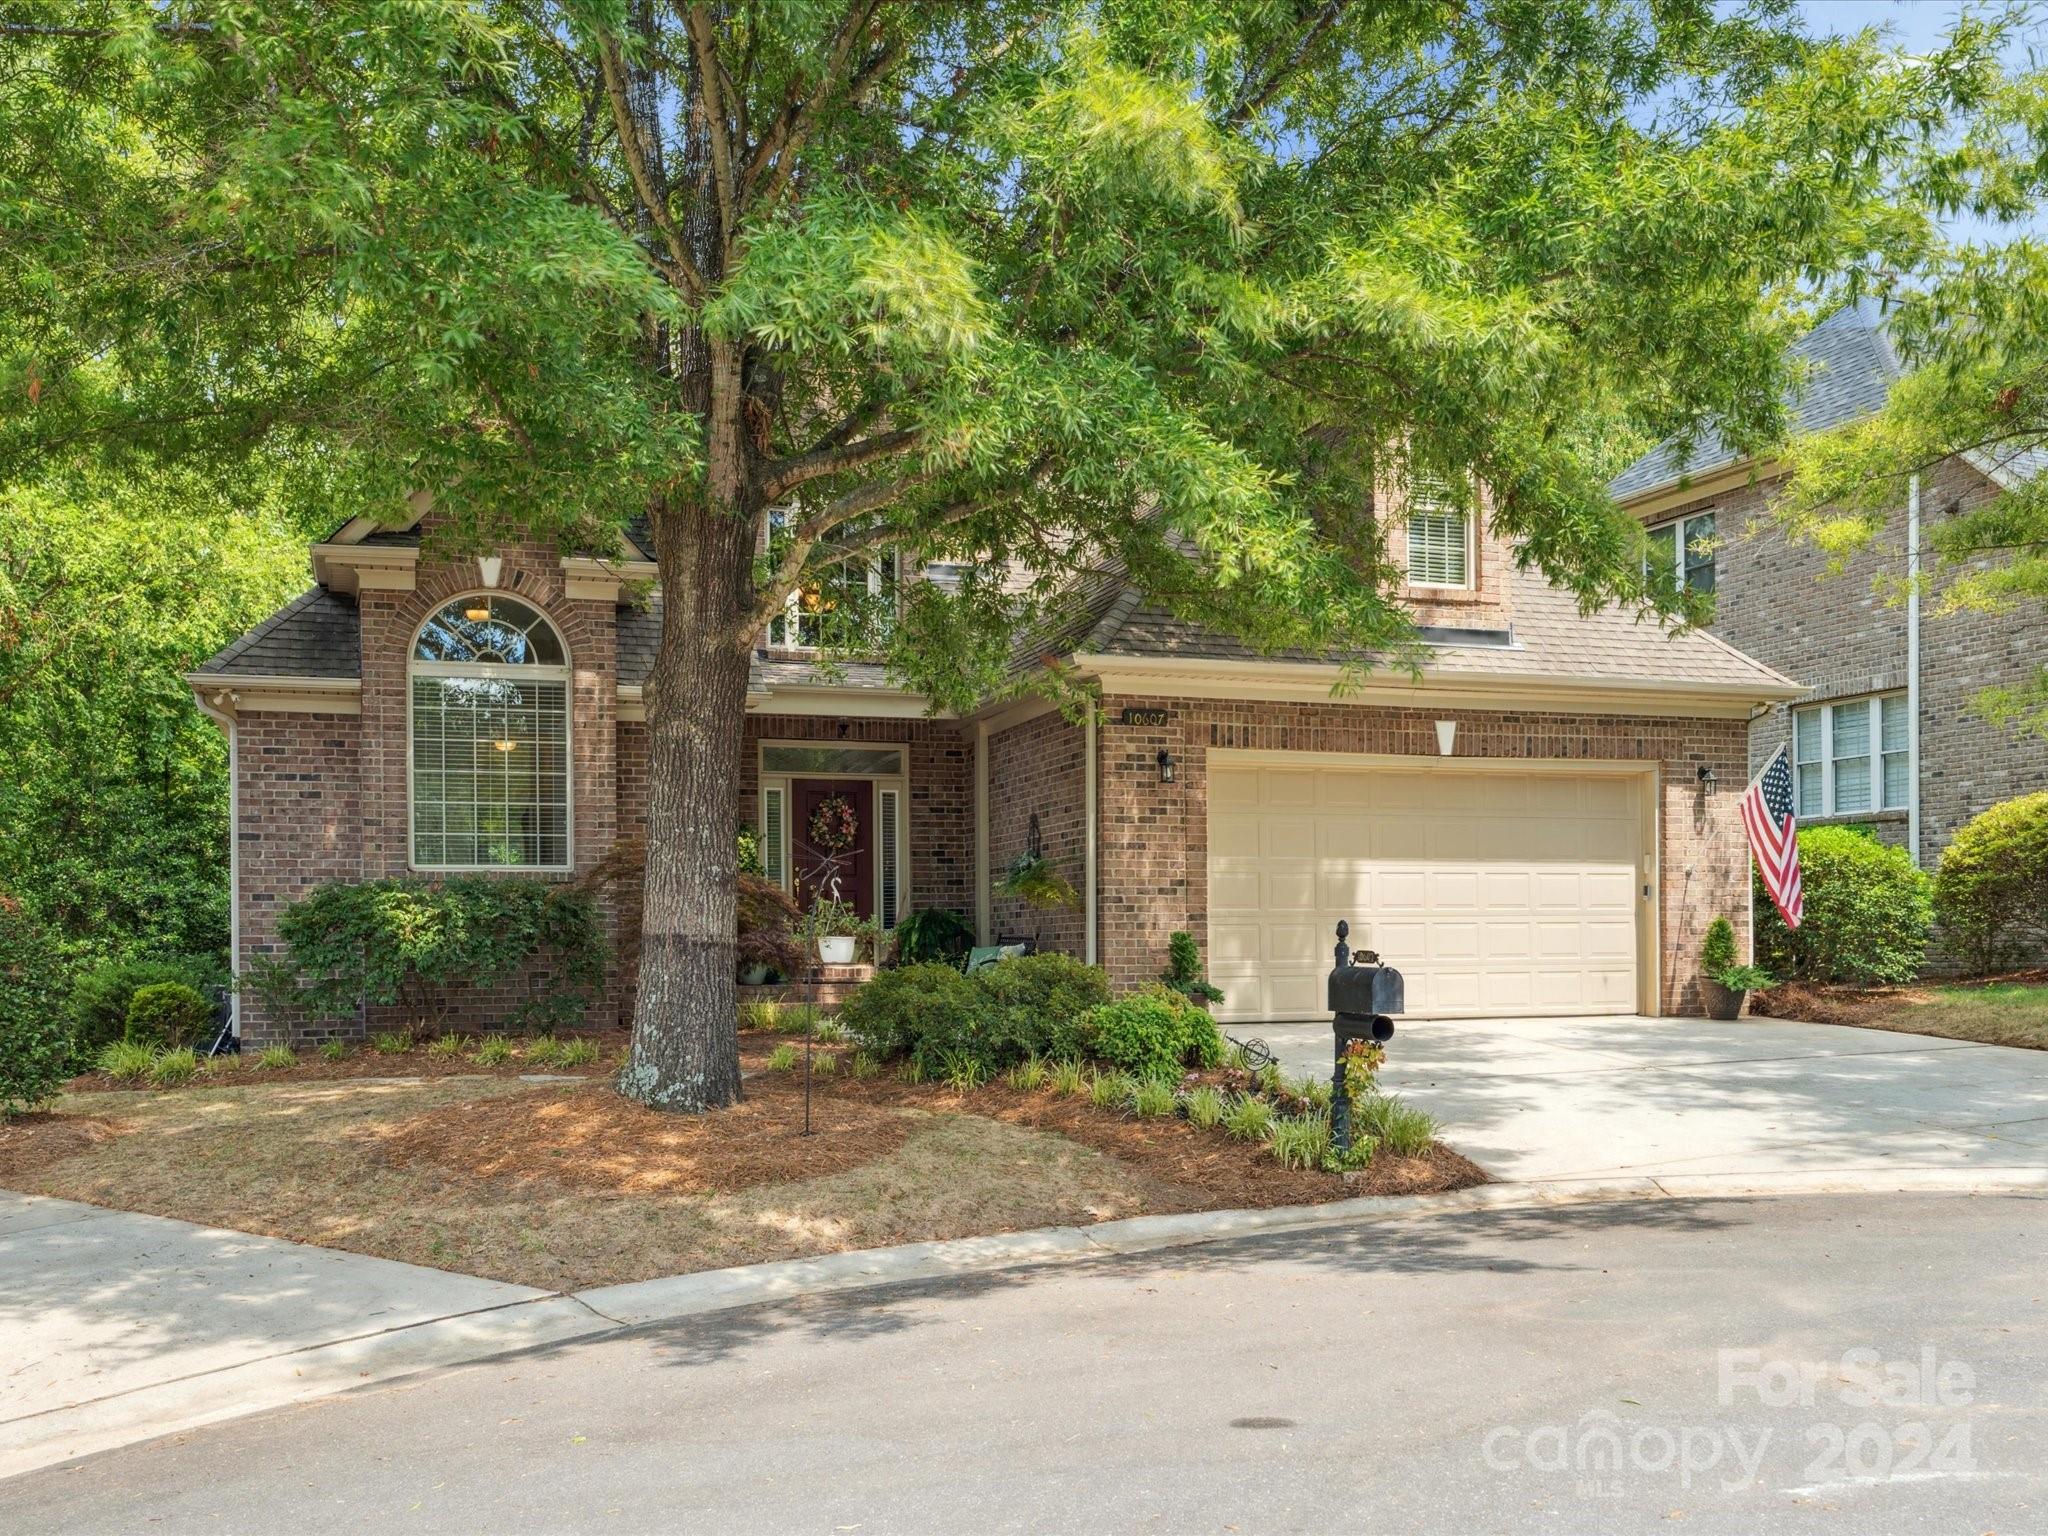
[1933,791,2048,974]
[1756,825,1931,985]
[1,894,71,1116]
[838,953,1111,1073]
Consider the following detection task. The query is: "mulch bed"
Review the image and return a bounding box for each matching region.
[62,1030,637,1093]
[0,1112,124,1178]
[1750,969,2048,1029]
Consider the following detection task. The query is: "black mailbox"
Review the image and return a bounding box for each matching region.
[1329,920,1403,1154]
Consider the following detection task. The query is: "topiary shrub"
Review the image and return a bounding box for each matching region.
[249,877,607,1030]
[1071,984,1225,1078]
[1161,931,1224,1006]
[1756,826,1932,985]
[1933,791,2048,974]
[68,955,221,1059]
[1,894,72,1117]
[124,982,215,1049]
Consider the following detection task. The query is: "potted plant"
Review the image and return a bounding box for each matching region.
[998,851,1082,910]
[1701,916,1775,1019]
[1161,930,1224,1008]
[803,897,864,966]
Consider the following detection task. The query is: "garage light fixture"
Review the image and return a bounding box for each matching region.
[1157,749,1176,784]
[1435,719,1457,756]
[1696,764,1716,787]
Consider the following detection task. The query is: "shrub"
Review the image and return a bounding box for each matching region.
[524,1036,564,1067]
[940,1053,986,1091]
[777,1003,821,1035]
[1048,1059,1088,1096]
[972,953,1111,1060]
[766,1043,800,1072]
[838,953,1114,1075]
[1005,1056,1050,1091]
[248,877,605,1032]
[1269,1114,1333,1170]
[556,1038,600,1067]
[473,1034,514,1066]
[1088,1070,1130,1108]
[1756,826,1932,984]
[813,1050,838,1076]
[1161,931,1225,1006]
[426,1033,466,1058]
[99,1039,156,1081]
[148,1047,201,1086]
[1184,1085,1226,1128]
[1356,1094,1439,1157]
[1129,1077,1177,1117]
[848,1050,881,1080]
[1,895,71,1115]
[1933,791,2048,973]
[1702,917,1737,976]
[318,1039,349,1062]
[838,963,979,1063]
[811,1016,848,1044]
[1222,1093,1275,1143]
[370,1029,414,1055]
[1071,985,1223,1078]
[124,983,214,1050]
[893,907,978,967]
[738,999,782,1032]
[257,1044,297,1069]
[68,954,217,1059]
[737,874,806,981]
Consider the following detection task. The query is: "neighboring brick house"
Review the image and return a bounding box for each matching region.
[1611,301,2048,876]
[192,499,1800,1046]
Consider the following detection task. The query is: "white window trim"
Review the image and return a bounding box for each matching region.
[1404,480,1475,591]
[757,739,911,928]
[1793,693,1909,819]
[1647,510,1717,593]
[407,593,575,874]
[768,550,902,651]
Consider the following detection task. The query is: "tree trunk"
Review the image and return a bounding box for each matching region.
[618,496,756,1111]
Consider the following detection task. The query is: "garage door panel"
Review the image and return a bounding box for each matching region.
[1209,762,1643,1023]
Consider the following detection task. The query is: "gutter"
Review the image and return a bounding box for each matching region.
[1907,473,1922,865]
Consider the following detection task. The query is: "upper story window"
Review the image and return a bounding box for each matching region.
[1405,474,1472,589]
[766,552,900,650]
[1647,510,1716,594]
[1792,693,1908,818]
[409,594,570,870]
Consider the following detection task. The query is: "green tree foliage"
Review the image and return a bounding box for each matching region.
[66,954,224,1060]
[0,469,314,966]
[0,893,71,1115]
[2,1,2011,1108]
[249,877,607,1032]
[1932,791,2048,973]
[1757,826,1933,985]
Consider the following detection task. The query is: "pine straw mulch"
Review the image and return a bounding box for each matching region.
[1748,969,2048,1027]
[0,1112,125,1178]
[369,1049,1487,1212]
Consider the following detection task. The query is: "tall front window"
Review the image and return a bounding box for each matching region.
[1647,510,1717,594]
[1792,694,1908,818]
[410,595,570,869]
[1405,474,1472,588]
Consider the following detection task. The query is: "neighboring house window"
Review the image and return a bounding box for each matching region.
[410,595,571,870]
[1792,694,1909,818]
[1646,510,1716,593]
[1406,475,1471,588]
[766,551,901,650]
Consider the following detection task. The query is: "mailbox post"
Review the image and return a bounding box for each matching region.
[1328,920,1403,1155]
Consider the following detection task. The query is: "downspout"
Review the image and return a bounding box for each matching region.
[227,718,241,1039]
[974,720,991,944]
[1907,473,1923,867]
[1084,708,1098,966]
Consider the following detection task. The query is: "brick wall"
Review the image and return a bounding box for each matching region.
[1092,695,1751,1017]
[985,709,1087,953]
[234,714,364,1046]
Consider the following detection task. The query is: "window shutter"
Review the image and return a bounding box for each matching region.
[1406,475,1469,586]
[877,787,901,930]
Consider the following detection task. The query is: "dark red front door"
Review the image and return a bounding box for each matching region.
[790,778,875,920]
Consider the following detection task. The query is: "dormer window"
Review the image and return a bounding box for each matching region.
[1406,474,1472,589]
[409,595,570,870]
[1647,510,1716,594]
[767,552,900,650]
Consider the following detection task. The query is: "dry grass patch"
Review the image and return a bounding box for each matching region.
[1754,971,2048,1049]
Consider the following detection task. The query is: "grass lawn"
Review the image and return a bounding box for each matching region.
[1756,971,2048,1049]
[0,1036,1482,1290]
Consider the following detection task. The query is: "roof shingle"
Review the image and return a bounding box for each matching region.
[197,588,361,678]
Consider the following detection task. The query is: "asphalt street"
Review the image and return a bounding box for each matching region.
[9,1192,2043,1536]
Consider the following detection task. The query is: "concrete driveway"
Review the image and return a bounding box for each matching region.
[1254,1014,2048,1192]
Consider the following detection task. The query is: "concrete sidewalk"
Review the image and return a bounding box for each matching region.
[0,1193,611,1479]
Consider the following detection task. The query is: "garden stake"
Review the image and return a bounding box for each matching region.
[802,1023,814,1137]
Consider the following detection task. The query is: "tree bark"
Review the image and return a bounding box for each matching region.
[618,494,756,1111]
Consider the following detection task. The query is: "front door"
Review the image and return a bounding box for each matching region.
[790,778,876,921]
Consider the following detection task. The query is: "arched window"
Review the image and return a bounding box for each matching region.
[410,594,571,870]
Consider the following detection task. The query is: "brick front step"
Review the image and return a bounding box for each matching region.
[740,967,873,1012]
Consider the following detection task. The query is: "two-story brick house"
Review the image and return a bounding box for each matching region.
[192,496,1802,1046]
[1612,300,2048,877]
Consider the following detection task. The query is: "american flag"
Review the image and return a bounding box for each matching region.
[1740,746,1803,929]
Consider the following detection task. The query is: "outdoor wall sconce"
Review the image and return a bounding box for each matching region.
[1435,719,1457,757]
[477,555,503,589]
[1696,764,1717,787]
[1157,749,1176,784]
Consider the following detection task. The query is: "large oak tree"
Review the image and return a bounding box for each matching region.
[0,1,2007,1107]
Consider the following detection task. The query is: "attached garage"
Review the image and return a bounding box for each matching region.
[1207,755,1656,1022]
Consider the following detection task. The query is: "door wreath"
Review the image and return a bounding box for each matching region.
[809,793,859,854]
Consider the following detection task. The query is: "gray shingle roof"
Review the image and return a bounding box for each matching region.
[615,598,904,692]
[1610,300,1901,501]
[196,588,361,678]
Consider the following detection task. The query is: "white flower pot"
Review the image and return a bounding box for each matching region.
[818,935,857,965]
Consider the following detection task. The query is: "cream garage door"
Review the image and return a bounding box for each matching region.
[1208,762,1643,1022]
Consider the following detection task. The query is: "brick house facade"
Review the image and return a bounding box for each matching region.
[1612,302,2048,888]
[195,505,1799,1045]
